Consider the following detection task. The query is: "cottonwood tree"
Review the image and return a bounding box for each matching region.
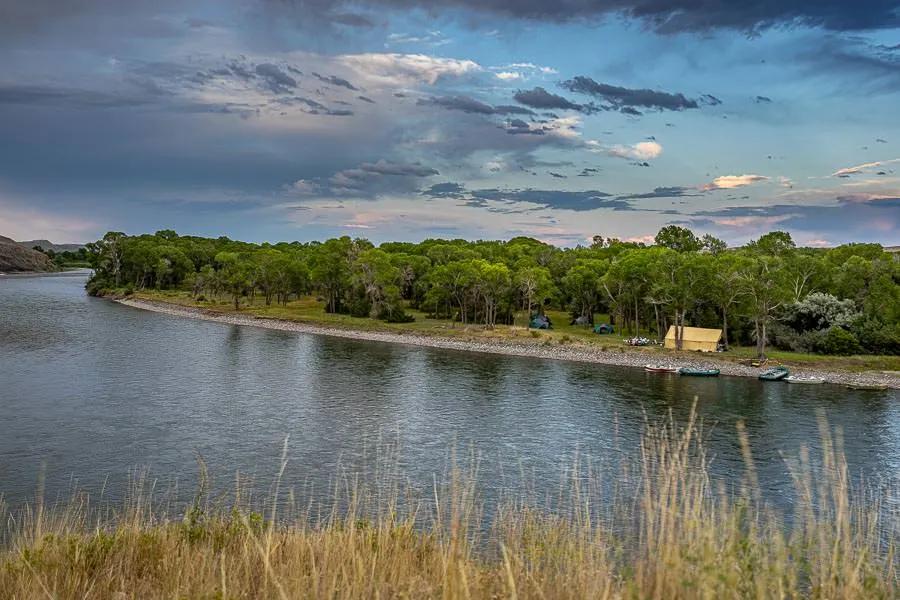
[515,264,555,323]
[738,254,791,358]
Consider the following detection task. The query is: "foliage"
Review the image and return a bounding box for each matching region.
[83,228,900,351]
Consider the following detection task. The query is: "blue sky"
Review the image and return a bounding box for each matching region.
[1,0,898,246]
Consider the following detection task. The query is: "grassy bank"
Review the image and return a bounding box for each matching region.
[3,411,897,599]
[128,289,900,374]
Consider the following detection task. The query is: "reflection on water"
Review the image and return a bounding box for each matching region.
[1,273,898,513]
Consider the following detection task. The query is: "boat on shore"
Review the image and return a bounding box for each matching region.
[645,364,678,373]
[846,383,888,391]
[785,375,825,385]
[759,366,790,381]
[678,367,720,377]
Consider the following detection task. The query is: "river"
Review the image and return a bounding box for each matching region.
[1,273,898,514]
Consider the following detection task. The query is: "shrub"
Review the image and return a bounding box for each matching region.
[382,308,415,323]
[851,318,900,355]
[815,327,862,355]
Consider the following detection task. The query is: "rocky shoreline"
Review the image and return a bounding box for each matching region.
[118,298,900,390]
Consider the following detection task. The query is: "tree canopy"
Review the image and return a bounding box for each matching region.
[85,228,900,357]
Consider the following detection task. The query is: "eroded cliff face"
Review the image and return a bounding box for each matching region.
[0,235,58,272]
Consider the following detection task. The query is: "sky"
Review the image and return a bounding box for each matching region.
[1,1,898,247]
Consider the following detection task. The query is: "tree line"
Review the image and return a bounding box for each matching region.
[84,226,900,357]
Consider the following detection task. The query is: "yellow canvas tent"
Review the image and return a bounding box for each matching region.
[664,326,723,352]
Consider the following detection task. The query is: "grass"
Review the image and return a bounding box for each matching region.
[130,289,900,373]
[2,407,897,598]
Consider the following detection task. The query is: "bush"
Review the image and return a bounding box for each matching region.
[851,318,900,355]
[815,327,862,355]
[382,307,415,323]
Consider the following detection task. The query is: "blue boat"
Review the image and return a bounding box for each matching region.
[759,366,789,381]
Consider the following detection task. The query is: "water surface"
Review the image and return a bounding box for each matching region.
[1,273,898,513]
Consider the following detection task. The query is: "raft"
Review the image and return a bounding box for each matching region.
[678,368,720,377]
[785,376,825,385]
[759,366,790,381]
[845,383,888,391]
[645,364,678,373]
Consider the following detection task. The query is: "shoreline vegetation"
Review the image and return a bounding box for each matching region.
[81,227,900,380]
[116,293,900,389]
[2,409,897,598]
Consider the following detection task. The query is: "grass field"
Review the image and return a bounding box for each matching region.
[131,289,900,373]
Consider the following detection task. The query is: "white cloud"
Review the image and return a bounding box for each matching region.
[595,140,663,161]
[705,174,768,190]
[831,158,900,177]
[338,53,480,86]
[495,71,522,81]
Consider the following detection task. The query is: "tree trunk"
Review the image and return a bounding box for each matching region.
[634,296,640,336]
[721,306,729,350]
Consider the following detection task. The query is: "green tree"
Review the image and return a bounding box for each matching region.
[565,259,608,324]
[654,225,703,253]
[515,264,555,324]
[738,254,791,358]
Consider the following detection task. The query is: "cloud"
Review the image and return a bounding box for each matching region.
[254,63,297,93]
[495,71,522,81]
[616,186,700,200]
[560,76,700,111]
[312,72,359,90]
[592,140,663,161]
[513,87,595,113]
[422,185,632,212]
[703,174,769,190]
[417,95,495,114]
[689,195,900,242]
[337,53,479,86]
[469,1,898,32]
[755,95,773,103]
[831,158,900,177]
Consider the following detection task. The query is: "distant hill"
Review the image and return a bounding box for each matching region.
[0,235,58,273]
[18,239,86,253]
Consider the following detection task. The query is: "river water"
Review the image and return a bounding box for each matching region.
[1,273,898,514]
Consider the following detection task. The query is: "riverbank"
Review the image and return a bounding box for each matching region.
[118,297,900,389]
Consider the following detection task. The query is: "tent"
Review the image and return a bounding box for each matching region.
[664,326,723,352]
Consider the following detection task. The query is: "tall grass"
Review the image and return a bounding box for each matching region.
[2,406,896,599]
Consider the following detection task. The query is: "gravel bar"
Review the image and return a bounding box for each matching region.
[118,298,900,390]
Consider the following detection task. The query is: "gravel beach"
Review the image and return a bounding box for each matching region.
[119,298,900,390]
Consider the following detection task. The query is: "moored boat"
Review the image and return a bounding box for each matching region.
[678,367,720,377]
[785,375,825,384]
[759,366,790,381]
[845,383,888,391]
[645,364,678,373]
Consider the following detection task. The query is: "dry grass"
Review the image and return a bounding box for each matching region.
[2,407,897,599]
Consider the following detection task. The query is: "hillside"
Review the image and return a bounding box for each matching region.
[0,235,58,272]
[18,239,85,253]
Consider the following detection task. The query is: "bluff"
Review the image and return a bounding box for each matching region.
[0,235,58,272]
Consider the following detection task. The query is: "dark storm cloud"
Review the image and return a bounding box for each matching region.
[423,183,632,212]
[312,72,359,90]
[419,95,536,115]
[255,63,298,92]
[357,95,376,103]
[423,182,466,197]
[513,87,595,113]
[755,95,773,103]
[324,160,441,195]
[419,95,495,114]
[689,196,900,234]
[268,0,900,33]
[560,76,700,111]
[0,84,151,108]
[616,186,701,200]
